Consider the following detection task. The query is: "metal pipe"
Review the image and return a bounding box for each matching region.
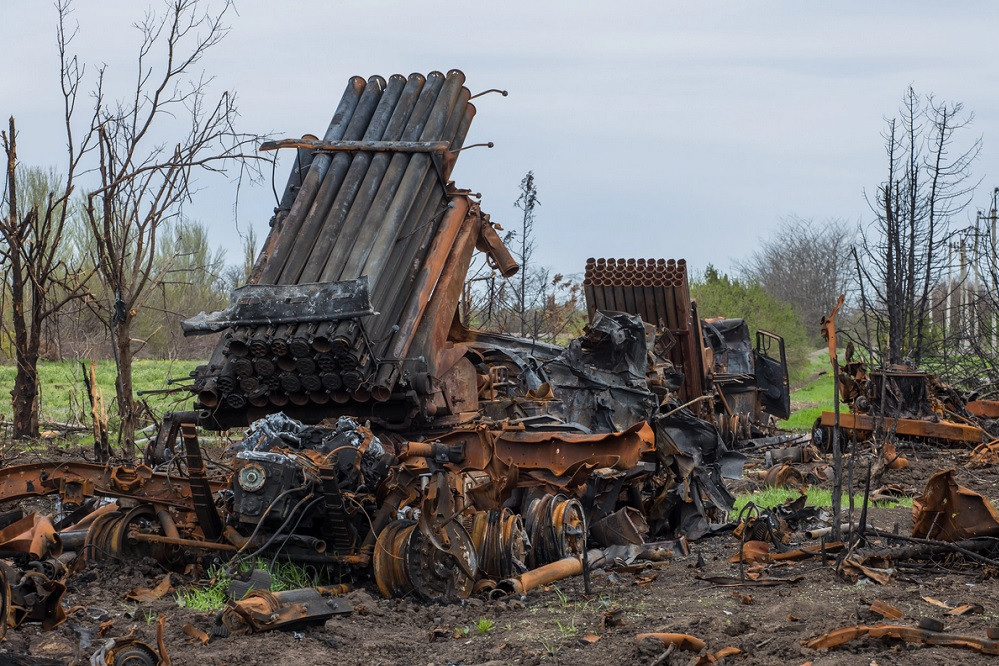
[339,72,465,286]
[371,194,471,397]
[128,532,237,551]
[157,510,179,540]
[259,76,367,284]
[317,72,445,283]
[56,530,88,550]
[497,549,603,596]
[286,74,406,285]
[248,136,318,283]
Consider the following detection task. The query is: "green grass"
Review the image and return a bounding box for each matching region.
[175,565,230,611]
[734,486,913,512]
[175,559,322,612]
[0,359,200,425]
[784,350,838,431]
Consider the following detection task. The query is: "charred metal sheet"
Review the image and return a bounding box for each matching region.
[542,312,658,432]
[804,623,999,655]
[182,279,373,334]
[912,469,999,541]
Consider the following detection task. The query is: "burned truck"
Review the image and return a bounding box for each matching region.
[0,71,790,614]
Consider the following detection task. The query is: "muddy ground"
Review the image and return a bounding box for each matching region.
[2,443,998,666]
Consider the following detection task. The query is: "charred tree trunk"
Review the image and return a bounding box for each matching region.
[9,254,41,439]
[112,318,137,460]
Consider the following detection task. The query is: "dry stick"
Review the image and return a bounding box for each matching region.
[831,348,843,542]
[81,360,109,461]
[866,529,999,567]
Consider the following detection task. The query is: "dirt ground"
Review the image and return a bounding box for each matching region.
[2,443,998,666]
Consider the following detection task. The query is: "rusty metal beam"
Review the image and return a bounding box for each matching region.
[966,400,999,419]
[0,462,226,510]
[819,411,989,443]
[259,138,451,153]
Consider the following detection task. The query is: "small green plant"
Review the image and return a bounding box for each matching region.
[264,559,320,591]
[540,636,561,660]
[555,618,577,637]
[175,565,231,611]
[552,586,569,608]
[476,618,495,635]
[175,582,228,611]
[143,610,157,625]
[455,626,471,638]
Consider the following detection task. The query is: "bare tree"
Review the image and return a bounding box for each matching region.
[56,0,263,457]
[513,171,540,337]
[1,120,91,439]
[459,172,583,343]
[738,216,854,340]
[853,87,980,367]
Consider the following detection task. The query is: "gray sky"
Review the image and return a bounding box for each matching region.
[3,1,998,280]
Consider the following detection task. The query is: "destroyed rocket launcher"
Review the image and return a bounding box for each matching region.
[184,71,517,429]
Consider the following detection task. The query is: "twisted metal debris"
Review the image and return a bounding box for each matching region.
[0,71,795,639]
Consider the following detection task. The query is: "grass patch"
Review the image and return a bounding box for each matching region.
[784,351,838,431]
[0,359,200,425]
[175,566,230,611]
[734,486,913,512]
[175,559,322,612]
[0,359,200,446]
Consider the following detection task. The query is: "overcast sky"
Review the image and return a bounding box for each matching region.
[3,1,998,280]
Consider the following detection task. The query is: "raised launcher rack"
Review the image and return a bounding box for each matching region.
[582,257,791,443]
[582,257,705,402]
[183,71,517,430]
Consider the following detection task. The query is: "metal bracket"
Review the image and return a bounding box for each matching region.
[259,138,450,154]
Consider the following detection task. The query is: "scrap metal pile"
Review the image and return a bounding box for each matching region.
[815,345,999,448]
[0,71,796,642]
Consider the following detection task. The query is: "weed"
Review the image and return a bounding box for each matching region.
[455,626,470,638]
[175,581,228,611]
[0,359,201,428]
[143,610,157,625]
[552,586,569,608]
[175,564,231,611]
[540,636,561,660]
[264,559,321,591]
[555,618,577,637]
[734,486,913,511]
[476,618,495,635]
